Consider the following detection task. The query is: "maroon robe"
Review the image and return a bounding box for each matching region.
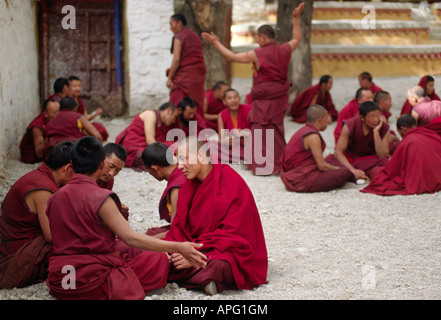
[369,83,382,94]
[400,76,440,115]
[289,84,339,123]
[248,41,292,175]
[46,174,169,300]
[0,163,56,288]
[77,97,109,141]
[280,123,352,192]
[334,99,359,143]
[171,113,208,139]
[412,97,441,126]
[204,89,227,131]
[19,113,48,164]
[166,164,268,292]
[169,27,206,116]
[361,127,441,195]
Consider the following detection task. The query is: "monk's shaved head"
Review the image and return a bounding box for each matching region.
[306,105,328,123]
[408,86,425,99]
[397,114,417,130]
[257,25,275,39]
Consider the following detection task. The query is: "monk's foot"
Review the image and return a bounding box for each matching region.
[204,281,218,295]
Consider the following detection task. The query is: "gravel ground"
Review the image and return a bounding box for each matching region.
[1,76,440,300]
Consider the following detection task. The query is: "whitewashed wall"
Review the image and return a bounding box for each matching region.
[0,0,39,169]
[125,0,174,115]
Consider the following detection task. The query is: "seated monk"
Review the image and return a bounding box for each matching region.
[141,142,187,238]
[115,102,179,171]
[165,137,268,295]
[46,136,207,300]
[69,75,108,141]
[203,81,229,131]
[334,87,373,143]
[326,101,390,181]
[19,99,60,164]
[47,77,70,102]
[289,75,338,123]
[400,75,440,115]
[280,105,352,192]
[44,96,103,158]
[361,114,441,196]
[374,90,400,154]
[358,71,383,94]
[0,141,74,289]
[172,97,209,139]
[217,88,252,163]
[407,85,441,127]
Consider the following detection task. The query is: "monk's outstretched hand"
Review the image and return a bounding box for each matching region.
[176,242,207,269]
[201,32,219,45]
[292,2,305,18]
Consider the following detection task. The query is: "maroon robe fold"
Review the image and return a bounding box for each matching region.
[204,89,227,131]
[77,97,109,141]
[19,113,48,164]
[169,27,206,116]
[46,174,169,300]
[0,163,57,288]
[289,84,339,123]
[280,123,352,192]
[334,99,359,143]
[361,127,441,195]
[166,164,268,291]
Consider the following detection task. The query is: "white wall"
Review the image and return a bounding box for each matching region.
[125,0,174,115]
[0,0,39,169]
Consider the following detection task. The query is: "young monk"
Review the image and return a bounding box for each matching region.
[280,105,352,192]
[68,76,108,141]
[289,75,339,123]
[407,85,441,126]
[361,114,441,196]
[202,3,305,175]
[203,81,229,131]
[19,99,60,164]
[326,101,390,181]
[115,102,179,171]
[166,137,268,295]
[334,87,374,143]
[47,77,70,102]
[167,13,206,117]
[358,72,383,94]
[400,75,439,115]
[141,142,187,238]
[0,141,74,289]
[46,136,207,300]
[374,90,400,154]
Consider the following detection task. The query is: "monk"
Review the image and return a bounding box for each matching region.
[69,75,108,141]
[358,72,383,94]
[217,88,252,163]
[44,96,103,157]
[19,99,60,164]
[141,142,187,238]
[0,141,74,289]
[400,75,440,115]
[289,75,339,123]
[326,101,390,181]
[280,105,352,192]
[167,13,206,117]
[361,114,441,196]
[47,77,70,102]
[333,87,373,143]
[166,137,268,295]
[374,90,400,154]
[202,3,305,175]
[46,136,207,300]
[172,97,209,139]
[407,86,441,126]
[204,81,229,131]
[115,102,179,171]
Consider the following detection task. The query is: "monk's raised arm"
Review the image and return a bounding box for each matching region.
[289,2,304,51]
[201,32,256,64]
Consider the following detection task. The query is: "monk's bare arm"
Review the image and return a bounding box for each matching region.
[167,38,182,88]
[32,127,45,159]
[304,133,339,171]
[98,197,207,268]
[169,187,179,223]
[334,125,367,179]
[201,32,256,64]
[373,122,390,158]
[79,115,103,142]
[25,190,53,243]
[289,2,305,51]
[140,110,157,145]
[309,94,318,107]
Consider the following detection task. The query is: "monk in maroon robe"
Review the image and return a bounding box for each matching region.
[171,97,210,140]
[47,77,70,103]
[290,75,338,123]
[374,90,400,154]
[166,137,267,295]
[45,136,207,300]
[202,3,305,175]
[407,85,441,126]
[281,105,352,192]
[334,87,373,143]
[115,102,179,171]
[326,101,390,181]
[204,81,229,131]
[358,72,383,94]
[0,142,73,289]
[400,75,440,115]
[167,14,206,117]
[362,114,441,195]
[19,99,60,164]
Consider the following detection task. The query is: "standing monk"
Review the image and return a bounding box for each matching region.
[202,3,305,175]
[167,13,206,117]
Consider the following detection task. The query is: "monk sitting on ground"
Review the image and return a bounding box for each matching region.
[165,137,268,295]
[326,101,390,181]
[358,71,383,94]
[361,114,441,196]
[141,142,187,238]
[407,85,441,126]
[47,77,70,102]
[0,141,74,289]
[204,81,229,131]
[400,75,440,115]
[19,99,60,164]
[280,105,352,193]
[172,97,208,139]
[115,102,179,171]
[289,75,339,123]
[46,136,207,300]
[374,90,400,154]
